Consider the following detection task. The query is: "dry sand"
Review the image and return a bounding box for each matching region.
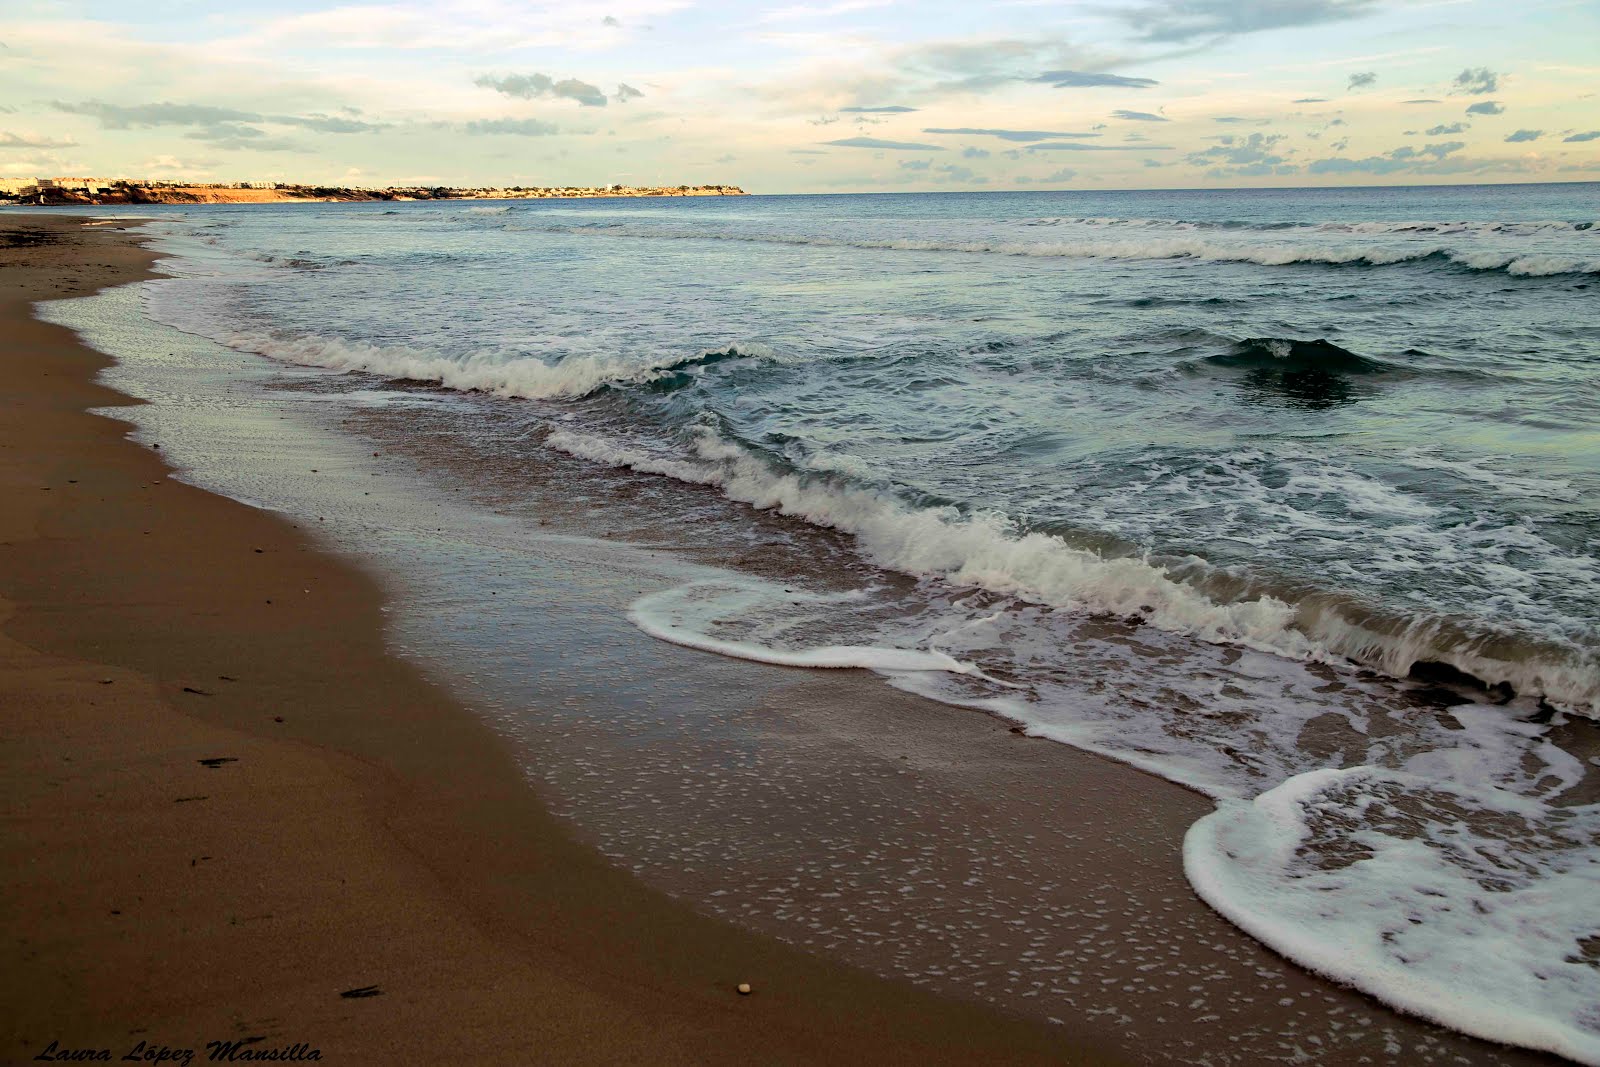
[0,215,1112,1064]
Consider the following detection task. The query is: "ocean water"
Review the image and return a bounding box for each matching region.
[51,184,1600,1061]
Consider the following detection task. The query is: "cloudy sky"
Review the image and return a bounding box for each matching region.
[3,0,1598,191]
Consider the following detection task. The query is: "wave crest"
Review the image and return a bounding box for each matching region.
[503,222,1600,277]
[545,425,1600,713]
[1030,215,1600,237]
[217,331,773,400]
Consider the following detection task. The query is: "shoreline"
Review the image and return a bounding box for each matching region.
[0,215,1105,1063]
[5,211,1576,1067]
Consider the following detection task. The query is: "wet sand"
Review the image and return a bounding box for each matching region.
[0,215,1111,1063]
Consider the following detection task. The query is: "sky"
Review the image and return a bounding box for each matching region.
[3,0,1598,192]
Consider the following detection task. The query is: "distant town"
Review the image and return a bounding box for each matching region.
[0,177,748,205]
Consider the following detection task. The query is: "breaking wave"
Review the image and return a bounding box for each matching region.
[1028,215,1600,237]
[496,221,1600,276]
[546,425,1600,714]
[212,330,775,401]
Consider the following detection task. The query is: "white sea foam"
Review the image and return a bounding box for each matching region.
[1186,766,1600,1065]
[1067,446,1600,710]
[631,582,983,673]
[511,222,1600,276]
[1030,215,1600,238]
[547,426,1321,651]
[214,330,771,400]
[548,426,1600,714]
[619,570,1600,1062]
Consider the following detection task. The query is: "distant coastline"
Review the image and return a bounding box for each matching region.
[0,179,747,207]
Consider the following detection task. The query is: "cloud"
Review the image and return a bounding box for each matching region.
[463,117,561,136]
[840,105,917,113]
[1401,99,1441,105]
[1039,167,1078,183]
[1309,139,1468,175]
[1425,122,1468,135]
[764,36,1156,108]
[1028,142,1173,151]
[475,73,609,107]
[923,126,1099,142]
[1451,67,1499,95]
[1112,109,1167,122]
[1307,143,1523,177]
[602,15,621,27]
[1306,153,1415,175]
[51,98,390,148]
[615,83,644,103]
[1382,142,1465,162]
[185,126,300,152]
[1465,101,1505,115]
[1116,0,1380,43]
[53,99,261,128]
[1186,132,1300,176]
[962,146,991,158]
[186,122,266,143]
[0,131,77,149]
[1037,70,1158,89]
[1565,130,1600,143]
[1186,132,1289,169]
[1216,161,1298,177]
[897,158,932,171]
[932,163,985,184]
[1293,97,1329,103]
[839,36,1113,99]
[1347,71,1377,90]
[276,114,387,133]
[1503,129,1543,143]
[823,136,944,150]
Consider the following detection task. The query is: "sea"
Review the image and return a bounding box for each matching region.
[36,183,1600,1064]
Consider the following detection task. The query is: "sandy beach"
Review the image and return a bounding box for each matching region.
[7,0,1597,1057]
[0,215,1110,1065]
